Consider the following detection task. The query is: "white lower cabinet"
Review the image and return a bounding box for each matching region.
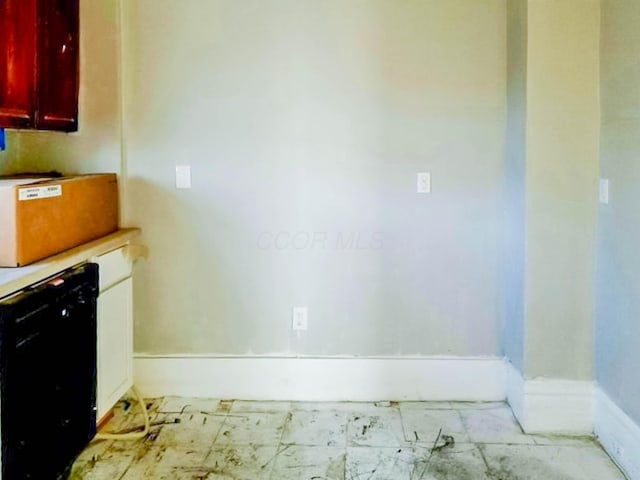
[95,248,134,421]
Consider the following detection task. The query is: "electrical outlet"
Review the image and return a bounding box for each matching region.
[292,307,308,331]
[417,172,431,193]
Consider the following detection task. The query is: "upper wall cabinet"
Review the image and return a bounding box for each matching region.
[0,0,79,132]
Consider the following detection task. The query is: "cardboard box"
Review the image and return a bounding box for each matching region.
[0,174,119,267]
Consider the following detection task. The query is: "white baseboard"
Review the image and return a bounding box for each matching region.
[506,361,526,424]
[595,388,640,480]
[506,363,594,434]
[133,355,506,402]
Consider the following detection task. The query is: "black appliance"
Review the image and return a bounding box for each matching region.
[0,263,99,479]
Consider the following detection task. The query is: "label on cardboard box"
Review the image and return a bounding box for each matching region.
[18,185,62,201]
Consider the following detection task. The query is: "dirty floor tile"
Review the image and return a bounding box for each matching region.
[400,408,470,444]
[72,439,112,464]
[449,401,508,411]
[68,442,133,480]
[415,442,492,480]
[345,443,488,480]
[99,403,141,434]
[152,412,226,448]
[346,446,419,479]
[230,400,291,413]
[480,444,626,480]
[119,444,209,480]
[281,410,348,447]
[399,401,454,410]
[69,456,136,480]
[157,397,222,414]
[270,445,345,480]
[73,399,625,480]
[216,411,288,445]
[347,408,406,447]
[291,401,386,412]
[202,444,278,480]
[459,405,536,444]
[530,433,598,446]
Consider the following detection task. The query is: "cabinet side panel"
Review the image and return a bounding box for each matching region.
[0,189,18,266]
[97,277,133,419]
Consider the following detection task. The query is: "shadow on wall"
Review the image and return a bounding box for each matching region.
[0,133,22,175]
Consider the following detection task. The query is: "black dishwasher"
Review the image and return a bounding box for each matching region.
[0,263,99,480]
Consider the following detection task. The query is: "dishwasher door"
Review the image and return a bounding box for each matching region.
[0,263,98,480]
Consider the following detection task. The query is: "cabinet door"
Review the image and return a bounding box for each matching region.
[0,0,38,128]
[97,277,134,421]
[36,0,79,132]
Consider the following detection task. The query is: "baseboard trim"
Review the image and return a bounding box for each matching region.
[133,355,507,402]
[506,363,594,434]
[595,388,640,480]
[506,361,526,425]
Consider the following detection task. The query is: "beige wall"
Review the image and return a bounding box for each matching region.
[122,0,507,355]
[0,132,20,174]
[524,0,600,379]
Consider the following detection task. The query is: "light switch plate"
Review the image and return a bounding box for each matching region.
[599,178,609,204]
[292,307,308,331]
[176,165,191,189]
[417,172,431,193]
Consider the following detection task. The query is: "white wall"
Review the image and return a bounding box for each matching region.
[122,0,507,355]
[597,0,640,425]
[504,0,527,373]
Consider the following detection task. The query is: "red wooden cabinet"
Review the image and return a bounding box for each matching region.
[0,0,79,132]
[0,0,38,129]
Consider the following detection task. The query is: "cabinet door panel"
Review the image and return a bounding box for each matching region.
[36,0,79,132]
[97,277,133,421]
[0,0,38,128]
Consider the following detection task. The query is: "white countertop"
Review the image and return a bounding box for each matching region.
[0,228,141,299]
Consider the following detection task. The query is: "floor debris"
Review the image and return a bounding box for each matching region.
[70,398,625,480]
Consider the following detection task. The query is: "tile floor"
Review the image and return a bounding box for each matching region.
[70,398,626,480]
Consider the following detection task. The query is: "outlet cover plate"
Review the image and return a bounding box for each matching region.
[292,307,308,331]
